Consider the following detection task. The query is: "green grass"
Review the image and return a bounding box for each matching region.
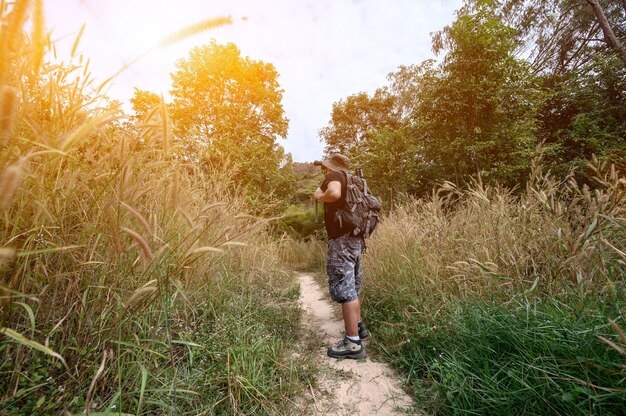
[366,297,626,415]
[0,270,313,415]
[187,272,311,415]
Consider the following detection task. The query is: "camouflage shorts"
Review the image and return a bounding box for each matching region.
[326,234,364,303]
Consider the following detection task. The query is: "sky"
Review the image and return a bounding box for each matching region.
[46,0,463,162]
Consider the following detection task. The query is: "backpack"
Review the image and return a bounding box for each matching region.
[336,170,382,239]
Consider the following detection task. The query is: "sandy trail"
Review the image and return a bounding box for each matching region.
[296,273,417,415]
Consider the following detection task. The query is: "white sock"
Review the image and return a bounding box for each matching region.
[346,335,360,343]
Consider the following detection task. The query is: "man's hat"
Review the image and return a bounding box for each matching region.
[314,153,350,173]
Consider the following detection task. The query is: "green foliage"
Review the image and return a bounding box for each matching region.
[290,162,322,205]
[320,89,401,156]
[355,126,424,206]
[422,3,541,187]
[272,206,325,241]
[271,163,326,240]
[320,2,542,202]
[538,54,626,176]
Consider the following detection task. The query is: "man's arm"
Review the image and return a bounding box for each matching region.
[314,181,341,202]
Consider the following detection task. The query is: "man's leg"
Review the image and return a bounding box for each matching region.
[342,298,360,337]
[353,239,368,338]
[326,236,366,359]
[328,298,365,359]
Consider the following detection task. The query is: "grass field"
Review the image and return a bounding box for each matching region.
[356,159,626,415]
[0,9,315,413]
[2,3,625,414]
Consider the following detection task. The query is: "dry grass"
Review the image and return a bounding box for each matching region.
[364,154,625,308]
[0,85,17,144]
[353,156,625,415]
[277,236,326,273]
[0,4,310,414]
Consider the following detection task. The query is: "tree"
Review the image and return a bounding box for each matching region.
[421,1,541,187]
[537,53,626,174]
[585,0,626,63]
[318,87,421,206]
[319,88,401,155]
[356,126,424,205]
[497,0,625,74]
[130,88,160,122]
[169,41,293,211]
[494,0,626,173]
[317,0,624,203]
[171,41,288,146]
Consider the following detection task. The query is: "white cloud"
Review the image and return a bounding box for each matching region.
[46,0,462,162]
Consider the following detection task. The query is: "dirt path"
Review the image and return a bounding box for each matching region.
[296,273,417,415]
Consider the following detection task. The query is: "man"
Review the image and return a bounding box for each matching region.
[313,153,369,359]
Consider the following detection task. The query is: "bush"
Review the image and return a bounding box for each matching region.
[272,206,325,241]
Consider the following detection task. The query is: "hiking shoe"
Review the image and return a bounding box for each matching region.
[327,337,366,359]
[358,320,369,339]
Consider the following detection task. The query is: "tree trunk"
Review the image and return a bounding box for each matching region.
[586,0,626,64]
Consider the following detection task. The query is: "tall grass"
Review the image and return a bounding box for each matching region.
[0,3,310,414]
[360,156,625,415]
[276,235,326,274]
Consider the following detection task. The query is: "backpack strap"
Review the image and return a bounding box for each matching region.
[342,171,358,213]
[335,211,343,229]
